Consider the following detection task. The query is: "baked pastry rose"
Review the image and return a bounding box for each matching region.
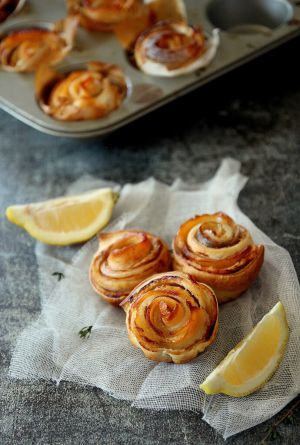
[0,17,78,72]
[121,271,218,363]
[36,61,127,121]
[90,230,171,305]
[134,20,219,77]
[67,0,141,32]
[112,0,187,49]
[173,212,264,303]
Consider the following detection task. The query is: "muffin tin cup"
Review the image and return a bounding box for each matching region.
[35,61,133,121]
[207,0,293,33]
[0,0,300,138]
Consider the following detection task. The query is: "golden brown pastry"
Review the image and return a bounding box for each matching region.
[121,271,218,364]
[0,17,78,72]
[89,230,171,305]
[173,212,264,303]
[134,20,219,77]
[36,61,127,121]
[67,0,141,32]
[113,0,187,49]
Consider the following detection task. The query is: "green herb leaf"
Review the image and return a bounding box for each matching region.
[52,272,65,281]
[78,325,93,339]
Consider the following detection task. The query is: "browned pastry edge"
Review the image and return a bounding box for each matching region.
[121,271,219,363]
[172,212,265,303]
[89,229,171,305]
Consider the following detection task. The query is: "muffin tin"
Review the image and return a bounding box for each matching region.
[0,0,300,138]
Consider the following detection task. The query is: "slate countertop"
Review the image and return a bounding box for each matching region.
[1,36,300,445]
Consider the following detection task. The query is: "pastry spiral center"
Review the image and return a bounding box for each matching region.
[197,221,239,248]
[144,293,189,339]
[158,298,184,326]
[143,23,204,66]
[106,234,152,271]
[18,41,40,58]
[69,72,103,98]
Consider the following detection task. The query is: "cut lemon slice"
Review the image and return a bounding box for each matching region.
[200,302,289,397]
[6,188,118,245]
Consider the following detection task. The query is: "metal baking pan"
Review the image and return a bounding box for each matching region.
[1,0,300,138]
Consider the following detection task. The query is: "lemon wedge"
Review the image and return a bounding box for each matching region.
[6,188,118,245]
[200,302,289,397]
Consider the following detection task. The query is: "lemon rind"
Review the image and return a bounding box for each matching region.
[5,188,115,245]
[200,302,289,397]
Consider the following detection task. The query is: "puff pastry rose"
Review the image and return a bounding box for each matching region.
[121,271,218,363]
[68,0,141,32]
[36,61,127,121]
[134,20,219,77]
[0,17,78,72]
[90,230,171,305]
[112,0,187,49]
[173,212,264,303]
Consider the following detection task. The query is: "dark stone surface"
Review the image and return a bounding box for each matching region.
[1,35,300,445]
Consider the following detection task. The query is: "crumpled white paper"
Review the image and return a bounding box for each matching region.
[9,158,300,438]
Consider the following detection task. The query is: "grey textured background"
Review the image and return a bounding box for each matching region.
[1,36,300,444]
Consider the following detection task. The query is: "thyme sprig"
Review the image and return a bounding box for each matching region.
[52,272,65,281]
[78,325,93,339]
[260,398,300,444]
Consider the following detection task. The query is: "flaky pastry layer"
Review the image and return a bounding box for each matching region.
[121,271,218,363]
[90,229,171,305]
[173,212,264,303]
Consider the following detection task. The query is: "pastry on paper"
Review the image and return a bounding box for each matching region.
[121,271,218,363]
[173,212,264,303]
[90,229,171,305]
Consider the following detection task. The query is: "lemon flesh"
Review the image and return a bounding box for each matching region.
[200,302,289,397]
[6,188,117,245]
